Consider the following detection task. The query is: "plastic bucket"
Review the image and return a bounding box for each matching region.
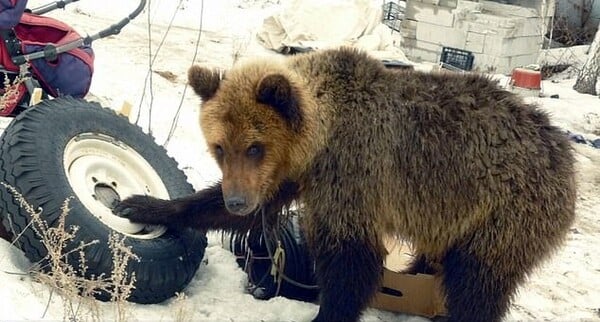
[511,68,541,90]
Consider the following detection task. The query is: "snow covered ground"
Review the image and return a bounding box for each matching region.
[0,0,599,321]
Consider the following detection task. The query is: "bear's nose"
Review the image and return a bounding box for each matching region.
[225,196,248,214]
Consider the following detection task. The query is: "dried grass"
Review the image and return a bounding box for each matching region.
[171,292,195,322]
[2,183,139,322]
[0,73,25,113]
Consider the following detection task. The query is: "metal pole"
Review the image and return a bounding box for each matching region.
[30,0,80,15]
[12,0,147,65]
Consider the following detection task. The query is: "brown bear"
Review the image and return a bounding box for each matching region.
[115,47,576,322]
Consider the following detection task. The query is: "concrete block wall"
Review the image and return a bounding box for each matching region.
[400,0,554,73]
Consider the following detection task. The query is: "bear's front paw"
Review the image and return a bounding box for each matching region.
[113,195,174,225]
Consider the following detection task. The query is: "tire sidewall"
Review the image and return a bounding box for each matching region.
[0,97,206,303]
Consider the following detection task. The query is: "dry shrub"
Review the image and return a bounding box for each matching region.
[2,183,139,322]
[550,0,598,48]
[172,292,195,322]
[231,33,251,65]
[0,73,26,113]
[550,16,595,46]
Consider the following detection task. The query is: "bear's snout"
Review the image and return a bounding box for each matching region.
[225,195,252,215]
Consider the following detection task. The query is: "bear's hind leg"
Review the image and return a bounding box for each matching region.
[311,236,385,322]
[442,246,518,322]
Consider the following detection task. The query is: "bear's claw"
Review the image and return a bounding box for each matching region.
[112,195,171,225]
[112,203,133,218]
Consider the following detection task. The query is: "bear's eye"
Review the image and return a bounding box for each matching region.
[246,144,264,159]
[214,145,224,158]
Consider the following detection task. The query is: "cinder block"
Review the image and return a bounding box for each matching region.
[419,0,441,5]
[482,35,543,57]
[401,18,418,29]
[462,15,544,38]
[401,37,443,63]
[453,0,482,22]
[401,36,418,49]
[510,17,546,37]
[400,19,417,39]
[417,0,458,8]
[439,0,458,8]
[464,31,485,53]
[405,2,455,27]
[455,0,482,11]
[501,0,549,13]
[479,0,539,17]
[416,21,467,48]
[414,39,444,53]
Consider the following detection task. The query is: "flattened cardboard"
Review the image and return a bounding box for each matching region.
[370,238,447,318]
[371,269,447,318]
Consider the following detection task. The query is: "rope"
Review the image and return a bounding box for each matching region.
[134,0,185,132]
[144,0,154,135]
[130,0,204,146]
[163,0,205,147]
[260,208,319,290]
[270,240,285,296]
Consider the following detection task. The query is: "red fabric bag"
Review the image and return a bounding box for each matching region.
[0,2,94,115]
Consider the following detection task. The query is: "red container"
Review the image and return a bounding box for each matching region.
[511,68,541,90]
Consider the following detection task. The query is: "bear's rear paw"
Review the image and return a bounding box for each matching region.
[113,195,174,225]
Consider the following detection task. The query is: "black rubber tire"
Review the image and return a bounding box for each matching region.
[0,97,207,304]
[227,213,319,302]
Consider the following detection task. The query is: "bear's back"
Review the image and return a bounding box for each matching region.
[295,48,575,252]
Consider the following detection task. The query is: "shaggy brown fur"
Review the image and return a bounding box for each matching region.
[115,48,576,322]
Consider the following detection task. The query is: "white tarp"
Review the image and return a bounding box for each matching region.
[256,0,409,61]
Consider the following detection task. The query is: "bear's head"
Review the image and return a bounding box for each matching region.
[188,61,316,216]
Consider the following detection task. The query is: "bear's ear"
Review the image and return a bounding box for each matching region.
[188,65,224,102]
[256,73,303,132]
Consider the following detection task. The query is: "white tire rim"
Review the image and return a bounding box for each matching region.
[64,132,168,239]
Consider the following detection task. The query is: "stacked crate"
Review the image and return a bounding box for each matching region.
[400,0,554,73]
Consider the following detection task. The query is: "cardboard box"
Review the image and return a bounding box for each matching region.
[370,239,447,319]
